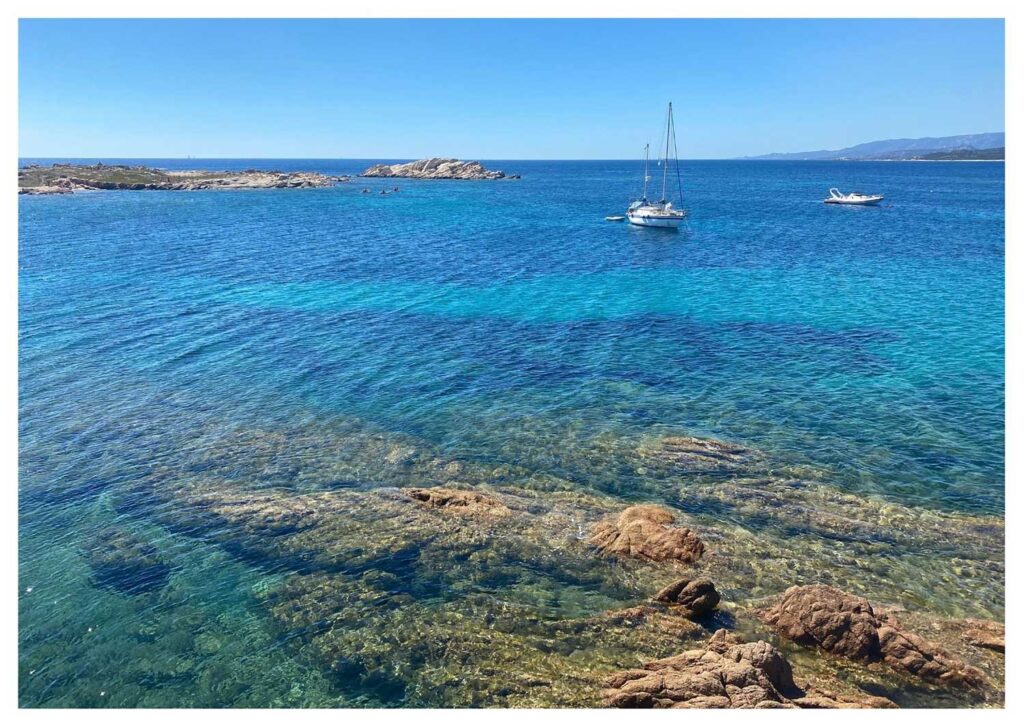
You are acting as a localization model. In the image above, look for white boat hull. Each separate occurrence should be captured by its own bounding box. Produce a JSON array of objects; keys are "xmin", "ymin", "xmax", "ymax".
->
[
  {"xmin": 627, "ymin": 212, "xmax": 685, "ymax": 228},
  {"xmin": 824, "ymin": 188, "xmax": 883, "ymax": 205},
  {"xmin": 824, "ymin": 197, "xmax": 883, "ymax": 206}
]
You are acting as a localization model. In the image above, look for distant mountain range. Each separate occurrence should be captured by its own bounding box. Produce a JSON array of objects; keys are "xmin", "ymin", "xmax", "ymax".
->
[{"xmin": 743, "ymin": 132, "xmax": 1005, "ymax": 161}]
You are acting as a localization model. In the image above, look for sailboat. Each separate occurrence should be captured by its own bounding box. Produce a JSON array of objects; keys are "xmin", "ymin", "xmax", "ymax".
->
[{"xmin": 627, "ymin": 102, "xmax": 687, "ymax": 228}]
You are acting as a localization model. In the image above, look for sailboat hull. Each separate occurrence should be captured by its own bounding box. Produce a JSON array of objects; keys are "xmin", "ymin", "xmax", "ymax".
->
[{"xmin": 627, "ymin": 212, "xmax": 685, "ymax": 228}]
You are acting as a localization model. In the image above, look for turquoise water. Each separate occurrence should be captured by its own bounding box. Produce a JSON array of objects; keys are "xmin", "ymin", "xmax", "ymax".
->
[{"xmin": 19, "ymin": 159, "xmax": 1004, "ymax": 706}]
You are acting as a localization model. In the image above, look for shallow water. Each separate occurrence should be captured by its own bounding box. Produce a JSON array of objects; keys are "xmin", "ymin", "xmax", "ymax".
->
[{"xmin": 19, "ymin": 159, "xmax": 1004, "ymax": 707}]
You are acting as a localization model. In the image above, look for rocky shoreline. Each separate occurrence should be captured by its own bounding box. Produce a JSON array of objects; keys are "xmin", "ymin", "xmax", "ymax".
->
[
  {"xmin": 360, "ymin": 158, "xmax": 518, "ymax": 180},
  {"xmin": 19, "ymin": 163, "xmax": 348, "ymax": 195},
  {"xmin": 19, "ymin": 375, "xmax": 1005, "ymax": 707},
  {"xmin": 42, "ymin": 393, "xmax": 996, "ymax": 708}
]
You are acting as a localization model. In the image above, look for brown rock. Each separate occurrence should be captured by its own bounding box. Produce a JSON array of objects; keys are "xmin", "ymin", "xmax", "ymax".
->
[
  {"xmin": 404, "ymin": 487, "xmax": 512, "ymax": 517},
  {"xmin": 597, "ymin": 605, "xmax": 707, "ymax": 640},
  {"xmin": 760, "ymin": 584, "xmax": 880, "ymax": 660},
  {"xmin": 962, "ymin": 619, "xmax": 1005, "ymax": 652},
  {"xmin": 792, "ymin": 690, "xmax": 898, "ymax": 709},
  {"xmin": 759, "ymin": 585, "xmax": 986, "ymax": 690},
  {"xmin": 723, "ymin": 639, "xmax": 798, "ymax": 694},
  {"xmin": 605, "ymin": 630, "xmax": 897, "ymax": 709},
  {"xmin": 653, "ymin": 578, "xmax": 721, "ymax": 617},
  {"xmin": 590, "ymin": 505, "xmax": 704, "ymax": 564},
  {"xmin": 603, "ymin": 640, "xmax": 794, "ymax": 708},
  {"xmin": 707, "ymin": 627, "xmax": 742, "ymax": 650}
]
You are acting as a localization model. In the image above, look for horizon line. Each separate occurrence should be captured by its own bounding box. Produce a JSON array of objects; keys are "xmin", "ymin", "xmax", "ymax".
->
[{"xmin": 18, "ymin": 156, "xmax": 1007, "ymax": 163}]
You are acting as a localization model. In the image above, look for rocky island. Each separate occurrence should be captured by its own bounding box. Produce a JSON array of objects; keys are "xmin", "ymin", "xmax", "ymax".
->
[
  {"xmin": 19, "ymin": 163, "xmax": 348, "ymax": 195},
  {"xmin": 360, "ymin": 158, "xmax": 517, "ymax": 180}
]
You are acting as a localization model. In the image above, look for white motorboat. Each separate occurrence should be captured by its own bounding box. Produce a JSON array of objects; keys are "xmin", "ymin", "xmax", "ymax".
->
[
  {"xmin": 626, "ymin": 102, "xmax": 687, "ymax": 228},
  {"xmin": 605, "ymin": 215, "xmax": 625, "ymax": 221},
  {"xmin": 824, "ymin": 188, "xmax": 884, "ymax": 206}
]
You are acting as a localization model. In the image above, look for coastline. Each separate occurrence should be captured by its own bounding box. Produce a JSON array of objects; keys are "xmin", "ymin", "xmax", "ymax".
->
[{"xmin": 18, "ymin": 163, "xmax": 348, "ymax": 195}]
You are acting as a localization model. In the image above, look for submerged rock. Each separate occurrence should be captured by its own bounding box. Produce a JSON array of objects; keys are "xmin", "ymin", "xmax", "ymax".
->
[
  {"xmin": 789, "ymin": 691, "xmax": 897, "ymax": 709},
  {"xmin": 598, "ymin": 605, "xmax": 707, "ymax": 639},
  {"xmin": 759, "ymin": 585, "xmax": 986, "ymax": 690},
  {"xmin": 265, "ymin": 573, "xmax": 710, "ymax": 707},
  {"xmin": 83, "ymin": 527, "xmax": 171, "ymax": 595},
  {"xmin": 404, "ymin": 487, "xmax": 512, "ymax": 517},
  {"xmin": 636, "ymin": 435, "xmax": 756, "ymax": 475},
  {"xmin": 653, "ymin": 578, "xmax": 721, "ymax": 617},
  {"xmin": 590, "ymin": 505, "xmax": 705, "ymax": 564},
  {"xmin": 79, "ymin": 404, "xmax": 1000, "ymax": 707},
  {"xmin": 962, "ymin": 619, "xmax": 1005, "ymax": 652}
]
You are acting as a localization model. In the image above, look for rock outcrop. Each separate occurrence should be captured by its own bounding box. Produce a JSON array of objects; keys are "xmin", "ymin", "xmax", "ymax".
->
[
  {"xmin": 603, "ymin": 635, "xmax": 794, "ymax": 708},
  {"xmin": 653, "ymin": 578, "xmax": 721, "ymax": 617},
  {"xmin": 604, "ymin": 629, "xmax": 896, "ymax": 709},
  {"xmin": 759, "ymin": 585, "xmax": 986, "ymax": 690},
  {"xmin": 360, "ymin": 158, "xmax": 508, "ymax": 180},
  {"xmin": 590, "ymin": 505, "xmax": 705, "ymax": 564},
  {"xmin": 19, "ymin": 164, "xmax": 346, "ymax": 195}
]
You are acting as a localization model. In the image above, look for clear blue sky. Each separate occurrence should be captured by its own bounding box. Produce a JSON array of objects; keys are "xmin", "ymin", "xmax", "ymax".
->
[{"xmin": 19, "ymin": 18, "xmax": 1004, "ymax": 159}]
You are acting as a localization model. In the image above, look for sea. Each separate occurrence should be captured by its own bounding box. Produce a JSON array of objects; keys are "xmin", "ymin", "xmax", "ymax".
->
[{"xmin": 18, "ymin": 158, "xmax": 1004, "ymax": 707}]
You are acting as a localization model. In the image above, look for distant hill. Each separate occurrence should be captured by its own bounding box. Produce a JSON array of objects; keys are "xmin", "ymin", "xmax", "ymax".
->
[
  {"xmin": 917, "ymin": 147, "xmax": 1004, "ymax": 161},
  {"xmin": 743, "ymin": 132, "xmax": 1004, "ymax": 160}
]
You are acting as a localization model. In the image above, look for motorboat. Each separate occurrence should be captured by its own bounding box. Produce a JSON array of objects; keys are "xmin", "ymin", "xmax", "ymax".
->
[
  {"xmin": 605, "ymin": 215, "xmax": 625, "ymax": 221},
  {"xmin": 824, "ymin": 188, "xmax": 884, "ymax": 205},
  {"xmin": 626, "ymin": 102, "xmax": 687, "ymax": 228}
]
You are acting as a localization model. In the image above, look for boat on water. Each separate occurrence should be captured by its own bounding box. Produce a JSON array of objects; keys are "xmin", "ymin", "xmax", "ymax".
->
[
  {"xmin": 824, "ymin": 188, "xmax": 884, "ymax": 206},
  {"xmin": 627, "ymin": 102, "xmax": 687, "ymax": 228},
  {"xmin": 605, "ymin": 215, "xmax": 625, "ymax": 222}
]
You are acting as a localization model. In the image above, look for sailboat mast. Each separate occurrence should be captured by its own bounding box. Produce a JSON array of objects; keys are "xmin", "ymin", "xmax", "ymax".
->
[
  {"xmin": 661, "ymin": 103, "xmax": 672, "ymax": 202},
  {"xmin": 671, "ymin": 102, "xmax": 683, "ymax": 206},
  {"xmin": 642, "ymin": 143, "xmax": 650, "ymax": 201}
]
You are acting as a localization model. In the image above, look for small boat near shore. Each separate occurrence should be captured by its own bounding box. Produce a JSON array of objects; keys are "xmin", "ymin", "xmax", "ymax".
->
[
  {"xmin": 626, "ymin": 102, "xmax": 687, "ymax": 228},
  {"xmin": 824, "ymin": 188, "xmax": 884, "ymax": 205}
]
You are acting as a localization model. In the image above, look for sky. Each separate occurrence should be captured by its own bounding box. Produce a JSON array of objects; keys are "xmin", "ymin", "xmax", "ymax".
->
[{"xmin": 19, "ymin": 18, "xmax": 1005, "ymax": 159}]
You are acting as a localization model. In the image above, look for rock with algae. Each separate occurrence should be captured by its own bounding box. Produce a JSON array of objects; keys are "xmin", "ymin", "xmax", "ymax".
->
[
  {"xmin": 636, "ymin": 435, "xmax": 757, "ymax": 474},
  {"xmin": 404, "ymin": 486, "xmax": 512, "ymax": 517},
  {"xmin": 88, "ymin": 404, "xmax": 1002, "ymax": 707},
  {"xmin": 264, "ymin": 572, "xmax": 712, "ymax": 707},
  {"xmin": 759, "ymin": 585, "xmax": 987, "ymax": 691},
  {"xmin": 962, "ymin": 619, "xmax": 1005, "ymax": 653},
  {"xmin": 128, "ymin": 477, "xmax": 642, "ymax": 599},
  {"xmin": 92, "ymin": 406, "xmax": 1001, "ymax": 620},
  {"xmin": 82, "ymin": 526, "xmax": 171, "ymax": 596},
  {"xmin": 590, "ymin": 505, "xmax": 705, "ymax": 564}
]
